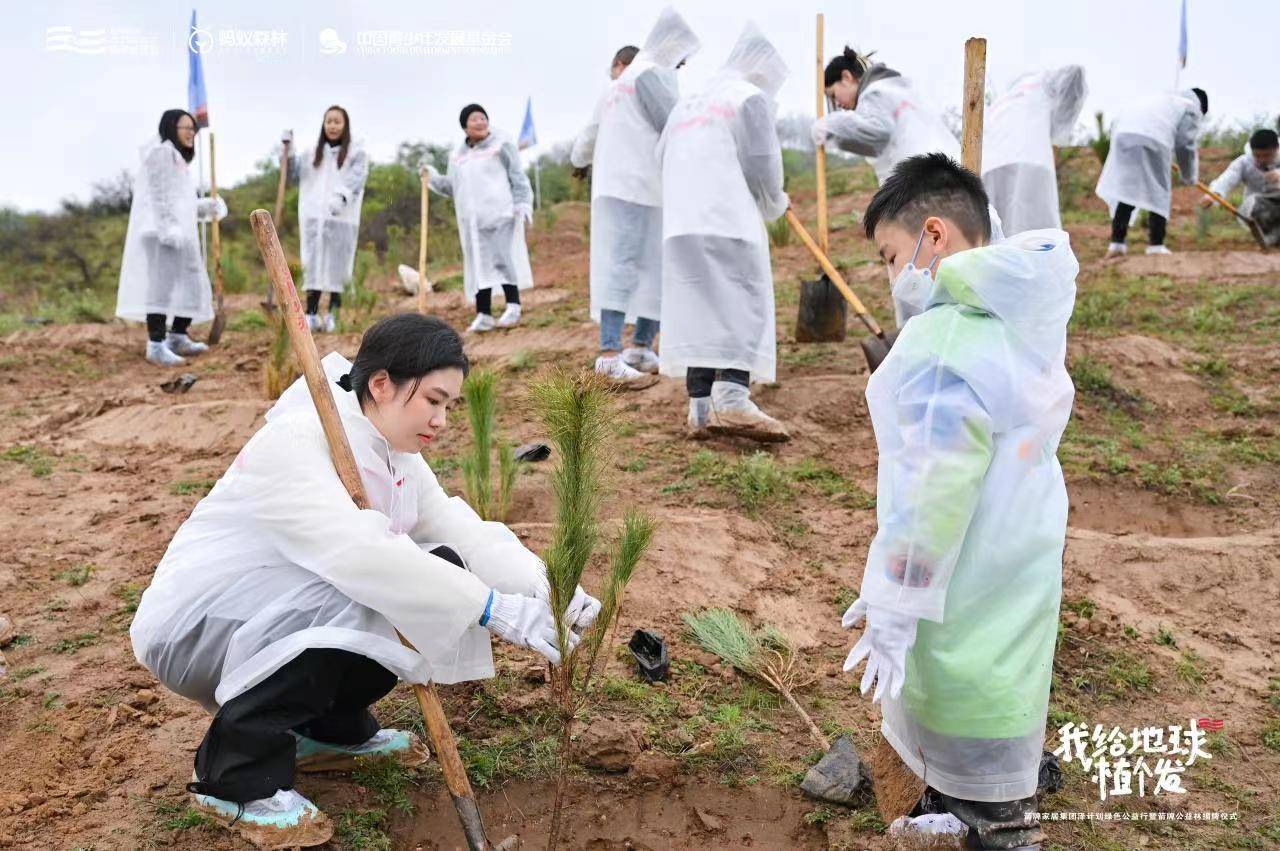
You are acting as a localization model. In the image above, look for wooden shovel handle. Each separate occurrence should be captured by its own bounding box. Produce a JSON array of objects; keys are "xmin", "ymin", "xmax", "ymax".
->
[
  {"xmin": 209, "ymin": 133, "xmax": 223, "ymax": 303},
  {"xmin": 961, "ymin": 38, "xmax": 986, "ymax": 174},
  {"xmin": 249, "ymin": 209, "xmax": 490, "ymax": 851},
  {"xmin": 815, "ymin": 13, "xmax": 828, "ymax": 254},
  {"xmin": 418, "ymin": 172, "xmax": 431, "ymax": 314},
  {"xmin": 785, "ymin": 209, "xmax": 884, "ymax": 338}
]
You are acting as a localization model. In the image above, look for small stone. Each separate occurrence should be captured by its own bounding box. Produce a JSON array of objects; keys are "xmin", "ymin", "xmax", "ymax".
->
[
  {"xmin": 27, "ymin": 794, "xmax": 46, "ymax": 807},
  {"xmin": 70, "ymin": 802, "xmax": 88, "ymax": 817},
  {"xmin": 694, "ymin": 807, "xmax": 723, "ymax": 832},
  {"xmin": 131, "ymin": 689, "xmax": 158, "ymax": 708},
  {"xmin": 0, "ymin": 615, "xmax": 13, "ymax": 646},
  {"xmin": 800, "ymin": 735, "xmax": 866, "ymax": 805},
  {"xmin": 574, "ymin": 718, "xmax": 641, "ymax": 773},
  {"xmin": 61, "ymin": 724, "xmax": 86, "ymax": 743},
  {"xmin": 632, "ymin": 752, "xmax": 678, "ymax": 788}
]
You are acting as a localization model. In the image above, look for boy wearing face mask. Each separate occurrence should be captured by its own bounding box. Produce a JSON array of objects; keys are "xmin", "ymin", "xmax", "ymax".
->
[{"xmin": 845, "ymin": 153, "xmax": 1077, "ymax": 850}]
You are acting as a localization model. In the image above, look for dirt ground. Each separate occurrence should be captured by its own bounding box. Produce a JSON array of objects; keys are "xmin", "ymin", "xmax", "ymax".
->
[{"xmin": 1, "ymin": 158, "xmax": 1278, "ymax": 851}]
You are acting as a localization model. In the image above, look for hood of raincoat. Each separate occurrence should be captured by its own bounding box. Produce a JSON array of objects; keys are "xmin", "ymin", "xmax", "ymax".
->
[
  {"xmin": 852, "ymin": 63, "xmax": 902, "ymax": 110},
  {"xmin": 1044, "ymin": 65, "xmax": 1087, "ymax": 144},
  {"xmin": 922, "ymin": 228, "xmax": 1078, "ymax": 363},
  {"xmin": 720, "ymin": 22, "xmax": 789, "ymax": 99},
  {"xmin": 640, "ymin": 6, "xmax": 701, "ymax": 69},
  {"xmin": 139, "ymin": 134, "xmax": 182, "ymax": 165},
  {"xmin": 265, "ymin": 351, "xmax": 392, "ymax": 459}
]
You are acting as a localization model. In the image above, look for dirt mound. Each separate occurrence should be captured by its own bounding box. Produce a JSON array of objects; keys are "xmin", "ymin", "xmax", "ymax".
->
[
  {"xmin": 1088, "ymin": 333, "xmax": 1188, "ymax": 367},
  {"xmin": 1111, "ymin": 249, "xmax": 1280, "ymax": 279},
  {"xmin": 464, "ymin": 323, "xmax": 597, "ymax": 362},
  {"xmin": 1067, "ymin": 481, "xmax": 1243, "ymax": 537},
  {"xmin": 68, "ymin": 398, "xmax": 268, "ymax": 451},
  {"xmin": 3, "ymin": 321, "xmax": 137, "ymax": 349}
]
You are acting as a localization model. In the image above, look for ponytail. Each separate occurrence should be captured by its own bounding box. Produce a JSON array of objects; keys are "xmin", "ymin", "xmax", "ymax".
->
[{"xmin": 824, "ymin": 45, "xmax": 873, "ymax": 88}]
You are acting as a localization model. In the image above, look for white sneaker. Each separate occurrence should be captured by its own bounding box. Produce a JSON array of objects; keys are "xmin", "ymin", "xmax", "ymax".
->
[
  {"xmin": 622, "ymin": 347, "xmax": 660, "ymax": 374},
  {"xmin": 468, "ymin": 313, "xmax": 497, "ymax": 333},
  {"xmin": 496, "ymin": 303, "xmax": 522, "ymax": 328},
  {"xmin": 709, "ymin": 380, "xmax": 790, "ymax": 443},
  {"xmin": 306, "ymin": 314, "xmax": 322, "ymax": 333},
  {"xmin": 1105, "ymin": 242, "xmax": 1127, "ymax": 259},
  {"xmin": 888, "ymin": 813, "xmax": 968, "ymax": 841},
  {"xmin": 594, "ymin": 354, "xmax": 659, "ymax": 390},
  {"xmin": 323, "ymin": 312, "xmax": 337, "ymax": 333},
  {"xmin": 688, "ymin": 397, "xmax": 711, "ymax": 439},
  {"xmin": 145, "ymin": 341, "xmax": 186, "ymax": 367},
  {"xmin": 189, "ymin": 787, "xmax": 333, "ymax": 848},
  {"xmin": 1145, "ymin": 245, "xmax": 1172, "ymax": 255},
  {"xmin": 165, "ymin": 332, "xmax": 208, "ymax": 357},
  {"xmin": 295, "ymin": 728, "xmax": 430, "ymax": 773}
]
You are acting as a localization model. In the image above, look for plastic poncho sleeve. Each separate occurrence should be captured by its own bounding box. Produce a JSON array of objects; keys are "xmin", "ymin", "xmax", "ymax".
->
[
  {"xmin": 1209, "ymin": 154, "xmax": 1246, "ymax": 198},
  {"xmin": 498, "ymin": 139, "xmax": 534, "ymax": 209},
  {"xmin": 1046, "ymin": 66, "xmax": 1088, "ymax": 146},
  {"xmin": 1173, "ymin": 107, "xmax": 1201, "ymax": 184},
  {"xmin": 196, "ymin": 195, "xmax": 228, "ymax": 223},
  {"xmin": 404, "ymin": 453, "xmax": 547, "ymax": 596},
  {"xmin": 866, "ymin": 362, "xmax": 995, "ymax": 623},
  {"xmin": 735, "ymin": 93, "xmax": 789, "ymax": 222},
  {"xmin": 426, "ymin": 166, "xmax": 454, "ymax": 198},
  {"xmin": 635, "ymin": 66, "xmax": 680, "ymax": 135},
  {"xmin": 570, "ymin": 94, "xmax": 603, "ymax": 168},
  {"xmin": 146, "ymin": 145, "xmax": 185, "ymax": 243},
  {"xmin": 333, "ymin": 147, "xmax": 370, "ymax": 211},
  {"xmin": 826, "ymin": 96, "xmax": 895, "ymax": 158},
  {"xmin": 236, "ymin": 419, "xmax": 493, "ymax": 657}
]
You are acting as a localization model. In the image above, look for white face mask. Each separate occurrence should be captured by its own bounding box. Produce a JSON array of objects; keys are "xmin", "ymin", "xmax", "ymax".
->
[{"xmin": 890, "ymin": 227, "xmax": 940, "ymax": 327}]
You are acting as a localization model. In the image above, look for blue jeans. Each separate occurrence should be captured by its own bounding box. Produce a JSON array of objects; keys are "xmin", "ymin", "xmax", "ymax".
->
[{"xmin": 600, "ymin": 309, "xmax": 659, "ymax": 352}]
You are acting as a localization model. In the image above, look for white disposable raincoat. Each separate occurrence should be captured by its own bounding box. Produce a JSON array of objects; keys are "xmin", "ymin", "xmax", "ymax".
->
[
  {"xmin": 657, "ymin": 23, "xmax": 789, "ymax": 383},
  {"xmin": 571, "ymin": 7, "xmax": 700, "ymax": 324},
  {"xmin": 130, "ymin": 353, "xmax": 545, "ymax": 713},
  {"xmin": 116, "ymin": 137, "xmax": 223, "ymax": 324},
  {"xmin": 824, "ymin": 66, "xmax": 960, "ymax": 185},
  {"xmin": 862, "ymin": 229, "xmax": 1078, "ymax": 802},
  {"xmin": 297, "ymin": 140, "xmax": 370, "ymax": 293},
  {"xmin": 1209, "ymin": 151, "xmax": 1279, "ymax": 218},
  {"xmin": 428, "ymin": 130, "xmax": 534, "ymax": 301},
  {"xmin": 1095, "ymin": 91, "xmax": 1203, "ymax": 219},
  {"xmin": 983, "ymin": 66, "xmax": 1088, "ymax": 235}
]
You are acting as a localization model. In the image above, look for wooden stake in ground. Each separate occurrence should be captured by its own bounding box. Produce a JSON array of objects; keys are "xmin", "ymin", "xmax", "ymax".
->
[
  {"xmin": 418, "ymin": 167, "xmax": 431, "ymax": 314},
  {"xmin": 961, "ymin": 37, "xmax": 987, "ymax": 174},
  {"xmin": 249, "ymin": 208, "xmax": 494, "ymax": 851},
  {"xmin": 206, "ymin": 132, "xmax": 227, "ymax": 344}
]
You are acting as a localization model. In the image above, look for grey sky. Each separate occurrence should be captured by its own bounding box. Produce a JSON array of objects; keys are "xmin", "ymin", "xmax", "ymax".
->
[{"xmin": 4, "ymin": 0, "xmax": 1272, "ymax": 212}]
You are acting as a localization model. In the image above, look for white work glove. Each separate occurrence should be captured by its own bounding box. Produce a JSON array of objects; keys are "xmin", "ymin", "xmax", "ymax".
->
[
  {"xmin": 1265, "ymin": 170, "xmax": 1280, "ymax": 187},
  {"xmin": 327, "ymin": 192, "xmax": 347, "ymax": 217},
  {"xmin": 515, "ymin": 204, "xmax": 533, "ymax": 226},
  {"xmin": 532, "ymin": 573, "xmax": 602, "ymax": 634},
  {"xmin": 420, "ymin": 164, "xmax": 438, "ymax": 179},
  {"xmin": 810, "ymin": 115, "xmax": 832, "ymax": 148},
  {"xmin": 484, "ymin": 591, "xmax": 576, "ymax": 665},
  {"xmin": 158, "ymin": 224, "xmax": 184, "ymax": 249},
  {"xmin": 197, "ymin": 195, "xmax": 228, "ymax": 222},
  {"xmin": 281, "ymin": 128, "xmax": 293, "ymax": 145},
  {"xmin": 842, "ymin": 598, "xmax": 918, "ymax": 703}
]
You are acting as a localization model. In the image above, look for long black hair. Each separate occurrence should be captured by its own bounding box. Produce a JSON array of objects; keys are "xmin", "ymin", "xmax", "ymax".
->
[
  {"xmin": 158, "ymin": 109, "xmax": 197, "ymax": 163},
  {"xmin": 824, "ymin": 46, "xmax": 873, "ymax": 88},
  {"xmin": 314, "ymin": 105, "xmax": 352, "ymax": 169},
  {"xmin": 339, "ymin": 313, "xmax": 469, "ymax": 407}
]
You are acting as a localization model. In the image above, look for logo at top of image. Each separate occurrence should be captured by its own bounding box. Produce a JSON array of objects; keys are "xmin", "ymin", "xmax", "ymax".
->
[
  {"xmin": 46, "ymin": 26, "xmax": 107, "ymax": 55},
  {"xmin": 318, "ymin": 28, "xmax": 346, "ymax": 55},
  {"xmin": 189, "ymin": 26, "xmax": 213, "ymax": 54}
]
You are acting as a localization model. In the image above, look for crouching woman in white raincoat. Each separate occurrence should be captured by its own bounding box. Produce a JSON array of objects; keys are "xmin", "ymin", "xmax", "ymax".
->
[
  {"xmin": 116, "ymin": 108, "xmax": 227, "ymax": 367},
  {"xmin": 130, "ymin": 314, "xmax": 598, "ymax": 847},
  {"xmin": 425, "ymin": 104, "xmax": 534, "ymax": 334},
  {"xmin": 982, "ymin": 66, "xmax": 1087, "ymax": 236},
  {"xmin": 658, "ymin": 22, "xmax": 792, "ymax": 443},
  {"xmin": 847, "ymin": 154, "xmax": 1077, "ymax": 849},
  {"xmin": 280, "ymin": 105, "xmax": 370, "ymax": 333}
]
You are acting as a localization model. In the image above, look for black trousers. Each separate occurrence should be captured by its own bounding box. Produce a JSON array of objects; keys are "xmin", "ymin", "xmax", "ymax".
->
[
  {"xmin": 1111, "ymin": 202, "xmax": 1167, "ymax": 246},
  {"xmin": 146, "ymin": 314, "xmax": 192, "ymax": 343},
  {"xmin": 475, "ymin": 284, "xmax": 521, "ymax": 315},
  {"xmin": 305, "ymin": 290, "xmax": 342, "ymax": 314},
  {"xmin": 686, "ymin": 367, "xmax": 749, "ymax": 399}
]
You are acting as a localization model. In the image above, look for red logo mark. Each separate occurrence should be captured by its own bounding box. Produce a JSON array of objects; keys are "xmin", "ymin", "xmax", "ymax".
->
[{"xmin": 1195, "ymin": 718, "xmax": 1224, "ymax": 731}]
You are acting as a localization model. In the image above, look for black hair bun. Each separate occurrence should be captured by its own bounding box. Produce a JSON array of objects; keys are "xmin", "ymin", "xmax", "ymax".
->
[{"xmin": 337, "ymin": 374, "xmax": 353, "ymax": 392}]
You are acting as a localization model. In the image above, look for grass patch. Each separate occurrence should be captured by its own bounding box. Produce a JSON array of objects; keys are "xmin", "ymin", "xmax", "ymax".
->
[
  {"xmin": 457, "ymin": 733, "xmax": 559, "ymax": 789},
  {"xmin": 227, "ymin": 309, "xmax": 268, "ymax": 332},
  {"xmin": 51, "ymin": 632, "xmax": 98, "ymax": 654},
  {"xmin": 351, "ymin": 758, "xmax": 416, "ymax": 815},
  {"xmin": 334, "ymin": 809, "xmax": 392, "ymax": 851},
  {"xmin": 3, "ymin": 444, "xmax": 54, "ymax": 477},
  {"xmin": 170, "ymin": 479, "xmax": 216, "ymax": 496},
  {"xmin": 57, "ymin": 563, "xmax": 94, "ymax": 587},
  {"xmin": 1174, "ymin": 649, "xmax": 1206, "ymax": 687},
  {"xmin": 685, "ymin": 450, "xmax": 788, "ymax": 513}
]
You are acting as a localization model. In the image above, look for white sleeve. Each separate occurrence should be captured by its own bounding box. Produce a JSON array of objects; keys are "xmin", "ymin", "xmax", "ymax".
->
[
  {"xmin": 1209, "ymin": 155, "xmax": 1245, "ymax": 197},
  {"xmin": 570, "ymin": 94, "xmax": 605, "ymax": 168},
  {"xmin": 146, "ymin": 146, "xmax": 184, "ymax": 235},
  {"xmin": 1173, "ymin": 107, "xmax": 1201, "ymax": 183},
  {"xmin": 336, "ymin": 147, "xmax": 370, "ymax": 204},
  {"xmin": 405, "ymin": 453, "xmax": 546, "ymax": 597},
  {"xmin": 826, "ymin": 93, "xmax": 895, "ymax": 158},
  {"xmin": 427, "ymin": 164, "xmax": 454, "ymax": 197},
  {"xmin": 735, "ymin": 93, "xmax": 789, "ymax": 222},
  {"xmin": 233, "ymin": 421, "xmax": 493, "ymax": 661}
]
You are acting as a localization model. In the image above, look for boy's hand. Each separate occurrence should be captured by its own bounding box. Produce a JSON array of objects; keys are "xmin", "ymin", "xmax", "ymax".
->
[{"xmin": 842, "ymin": 600, "xmax": 918, "ymax": 703}]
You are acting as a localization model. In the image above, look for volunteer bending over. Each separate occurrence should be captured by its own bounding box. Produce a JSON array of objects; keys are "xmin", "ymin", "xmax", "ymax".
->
[{"xmin": 130, "ymin": 314, "xmax": 598, "ymax": 848}]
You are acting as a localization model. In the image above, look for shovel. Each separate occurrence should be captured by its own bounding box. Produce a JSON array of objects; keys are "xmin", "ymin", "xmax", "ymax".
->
[
  {"xmin": 417, "ymin": 166, "xmax": 433, "ymax": 313},
  {"xmin": 795, "ymin": 12, "xmax": 848, "ymax": 343},
  {"xmin": 250, "ymin": 208, "xmax": 500, "ymax": 851},
  {"xmin": 1192, "ymin": 179, "xmax": 1270, "ymax": 251},
  {"xmin": 206, "ymin": 132, "xmax": 228, "ymax": 345},
  {"xmin": 785, "ymin": 209, "xmax": 897, "ymax": 371}
]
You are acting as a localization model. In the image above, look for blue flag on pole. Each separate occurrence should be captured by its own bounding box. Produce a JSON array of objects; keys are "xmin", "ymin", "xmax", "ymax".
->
[
  {"xmin": 518, "ymin": 97, "xmax": 537, "ymax": 150},
  {"xmin": 188, "ymin": 9, "xmax": 209, "ymax": 127},
  {"xmin": 1177, "ymin": 0, "xmax": 1188, "ymax": 69}
]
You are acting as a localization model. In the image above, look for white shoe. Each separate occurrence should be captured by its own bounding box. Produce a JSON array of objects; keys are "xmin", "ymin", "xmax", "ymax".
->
[
  {"xmin": 496, "ymin": 303, "xmax": 522, "ymax": 328},
  {"xmin": 594, "ymin": 354, "xmax": 659, "ymax": 390},
  {"xmin": 307, "ymin": 314, "xmax": 322, "ymax": 333},
  {"xmin": 688, "ymin": 397, "xmax": 711, "ymax": 438},
  {"xmin": 1105, "ymin": 242, "xmax": 1127, "ymax": 259},
  {"xmin": 1145, "ymin": 245, "xmax": 1172, "ymax": 255},
  {"xmin": 709, "ymin": 380, "xmax": 790, "ymax": 443},
  {"xmin": 189, "ymin": 786, "xmax": 333, "ymax": 848},
  {"xmin": 622, "ymin": 347, "xmax": 660, "ymax": 374},
  {"xmin": 468, "ymin": 313, "xmax": 497, "ymax": 333},
  {"xmin": 165, "ymin": 332, "xmax": 208, "ymax": 357},
  {"xmin": 295, "ymin": 728, "xmax": 430, "ymax": 773},
  {"xmin": 145, "ymin": 341, "xmax": 186, "ymax": 367},
  {"xmin": 323, "ymin": 312, "xmax": 337, "ymax": 333},
  {"xmin": 888, "ymin": 813, "xmax": 968, "ymax": 840}
]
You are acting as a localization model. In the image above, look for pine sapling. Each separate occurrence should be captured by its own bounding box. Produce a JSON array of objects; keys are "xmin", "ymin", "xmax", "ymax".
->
[
  {"xmin": 262, "ymin": 308, "xmax": 300, "ymax": 399},
  {"xmin": 460, "ymin": 367, "xmax": 520, "ymax": 521}
]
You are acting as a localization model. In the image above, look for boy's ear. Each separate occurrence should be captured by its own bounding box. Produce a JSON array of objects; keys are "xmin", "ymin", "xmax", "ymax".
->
[{"xmin": 923, "ymin": 215, "xmax": 949, "ymax": 253}]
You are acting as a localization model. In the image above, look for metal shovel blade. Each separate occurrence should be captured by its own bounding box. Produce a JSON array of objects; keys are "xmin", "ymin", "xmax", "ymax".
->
[
  {"xmin": 795, "ymin": 274, "xmax": 848, "ymax": 342},
  {"xmin": 860, "ymin": 328, "xmax": 900, "ymax": 374},
  {"xmin": 207, "ymin": 299, "xmax": 227, "ymax": 345}
]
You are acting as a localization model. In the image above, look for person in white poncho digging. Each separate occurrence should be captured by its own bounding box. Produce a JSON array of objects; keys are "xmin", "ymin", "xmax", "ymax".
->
[{"xmin": 130, "ymin": 314, "xmax": 599, "ymax": 848}]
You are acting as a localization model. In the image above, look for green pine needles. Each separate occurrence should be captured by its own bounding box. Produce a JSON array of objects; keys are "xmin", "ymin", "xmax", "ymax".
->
[{"xmin": 460, "ymin": 368, "xmax": 518, "ymax": 521}]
